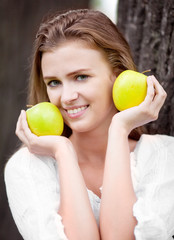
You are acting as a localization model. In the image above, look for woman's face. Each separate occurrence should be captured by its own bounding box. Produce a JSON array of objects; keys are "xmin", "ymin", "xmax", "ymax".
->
[{"xmin": 41, "ymin": 40, "xmax": 117, "ymax": 134}]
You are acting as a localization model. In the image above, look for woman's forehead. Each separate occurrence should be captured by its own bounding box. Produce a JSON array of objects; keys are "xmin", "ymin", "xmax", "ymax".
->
[{"xmin": 41, "ymin": 40, "xmax": 112, "ymax": 78}]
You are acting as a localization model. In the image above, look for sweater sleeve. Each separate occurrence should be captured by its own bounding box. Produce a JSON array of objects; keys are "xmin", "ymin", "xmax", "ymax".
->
[
  {"xmin": 4, "ymin": 147, "xmax": 68, "ymax": 240},
  {"xmin": 132, "ymin": 134, "xmax": 174, "ymax": 240}
]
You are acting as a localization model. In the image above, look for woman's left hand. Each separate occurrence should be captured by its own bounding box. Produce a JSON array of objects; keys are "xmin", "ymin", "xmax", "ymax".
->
[{"xmin": 110, "ymin": 75, "xmax": 167, "ymax": 135}]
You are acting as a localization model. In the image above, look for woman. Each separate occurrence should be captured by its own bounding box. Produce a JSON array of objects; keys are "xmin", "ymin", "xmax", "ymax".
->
[{"xmin": 5, "ymin": 9, "xmax": 174, "ymax": 240}]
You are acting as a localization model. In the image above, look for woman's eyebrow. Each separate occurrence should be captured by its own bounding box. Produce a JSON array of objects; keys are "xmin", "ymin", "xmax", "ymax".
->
[
  {"xmin": 66, "ymin": 68, "xmax": 91, "ymax": 77},
  {"xmin": 43, "ymin": 76, "xmax": 57, "ymax": 81},
  {"xmin": 43, "ymin": 68, "xmax": 91, "ymax": 81}
]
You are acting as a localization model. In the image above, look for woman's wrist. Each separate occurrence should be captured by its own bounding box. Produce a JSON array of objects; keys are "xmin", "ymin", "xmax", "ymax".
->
[
  {"xmin": 109, "ymin": 115, "xmax": 130, "ymax": 138},
  {"xmin": 54, "ymin": 138, "xmax": 77, "ymax": 162}
]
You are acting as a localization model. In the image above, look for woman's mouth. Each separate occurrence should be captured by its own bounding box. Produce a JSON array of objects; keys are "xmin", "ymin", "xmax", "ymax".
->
[{"xmin": 65, "ymin": 105, "xmax": 89, "ymax": 119}]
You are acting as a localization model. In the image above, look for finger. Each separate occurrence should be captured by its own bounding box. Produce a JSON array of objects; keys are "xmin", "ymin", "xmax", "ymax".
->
[
  {"xmin": 20, "ymin": 110, "xmax": 37, "ymax": 142},
  {"xmin": 152, "ymin": 76, "xmax": 167, "ymax": 99},
  {"xmin": 145, "ymin": 76, "xmax": 167, "ymax": 120},
  {"xmin": 150, "ymin": 76, "xmax": 167, "ymax": 109},
  {"xmin": 20, "ymin": 112, "xmax": 55, "ymax": 155},
  {"xmin": 20, "ymin": 110, "xmax": 31, "ymax": 135},
  {"xmin": 15, "ymin": 110, "xmax": 23, "ymax": 134},
  {"xmin": 143, "ymin": 76, "xmax": 155, "ymax": 104},
  {"xmin": 16, "ymin": 110, "xmax": 32, "ymax": 146}
]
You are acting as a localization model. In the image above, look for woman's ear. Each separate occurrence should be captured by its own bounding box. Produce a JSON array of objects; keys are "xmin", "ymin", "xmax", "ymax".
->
[{"xmin": 110, "ymin": 71, "xmax": 117, "ymax": 84}]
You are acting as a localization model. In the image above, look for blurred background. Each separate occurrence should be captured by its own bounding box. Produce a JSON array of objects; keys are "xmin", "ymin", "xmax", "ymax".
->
[{"xmin": 0, "ymin": 0, "xmax": 173, "ymax": 239}]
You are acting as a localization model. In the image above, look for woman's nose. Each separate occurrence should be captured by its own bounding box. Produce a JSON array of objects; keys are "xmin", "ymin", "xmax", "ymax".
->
[{"xmin": 61, "ymin": 85, "xmax": 79, "ymax": 104}]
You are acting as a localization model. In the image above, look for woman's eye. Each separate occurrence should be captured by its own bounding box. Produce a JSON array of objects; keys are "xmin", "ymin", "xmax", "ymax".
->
[
  {"xmin": 47, "ymin": 80, "xmax": 61, "ymax": 87},
  {"xmin": 76, "ymin": 75, "xmax": 88, "ymax": 81}
]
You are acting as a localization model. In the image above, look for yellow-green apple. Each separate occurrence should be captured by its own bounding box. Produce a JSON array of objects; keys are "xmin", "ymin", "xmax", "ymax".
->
[
  {"xmin": 112, "ymin": 70, "xmax": 147, "ymax": 111},
  {"xmin": 26, "ymin": 102, "xmax": 64, "ymax": 136}
]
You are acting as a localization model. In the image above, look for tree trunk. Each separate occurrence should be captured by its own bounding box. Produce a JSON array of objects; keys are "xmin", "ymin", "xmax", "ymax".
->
[{"xmin": 117, "ymin": 0, "xmax": 174, "ymax": 136}]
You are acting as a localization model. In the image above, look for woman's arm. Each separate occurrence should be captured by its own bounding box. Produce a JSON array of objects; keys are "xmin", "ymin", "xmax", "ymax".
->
[
  {"xmin": 15, "ymin": 111, "xmax": 100, "ymax": 240},
  {"xmin": 55, "ymin": 140, "xmax": 100, "ymax": 240},
  {"xmin": 100, "ymin": 124, "xmax": 137, "ymax": 240},
  {"xmin": 100, "ymin": 76, "xmax": 167, "ymax": 240},
  {"xmin": 5, "ymin": 147, "xmax": 68, "ymax": 240}
]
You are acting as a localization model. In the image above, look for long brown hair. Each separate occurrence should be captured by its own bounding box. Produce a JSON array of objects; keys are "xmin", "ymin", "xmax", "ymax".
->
[{"xmin": 27, "ymin": 9, "xmax": 145, "ymax": 139}]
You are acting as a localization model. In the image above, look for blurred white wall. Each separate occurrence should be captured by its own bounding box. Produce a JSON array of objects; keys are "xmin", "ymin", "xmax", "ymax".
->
[{"xmin": 90, "ymin": 0, "xmax": 118, "ymax": 23}]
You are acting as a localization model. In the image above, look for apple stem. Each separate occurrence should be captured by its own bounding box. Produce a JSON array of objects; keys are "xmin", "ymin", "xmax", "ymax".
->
[
  {"xmin": 141, "ymin": 69, "xmax": 151, "ymax": 74},
  {"xmin": 26, "ymin": 105, "xmax": 33, "ymax": 108}
]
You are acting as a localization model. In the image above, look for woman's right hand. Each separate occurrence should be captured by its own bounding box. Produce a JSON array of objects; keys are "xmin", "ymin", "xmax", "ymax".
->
[
  {"xmin": 15, "ymin": 110, "xmax": 76, "ymax": 159},
  {"xmin": 15, "ymin": 110, "xmax": 100, "ymax": 240}
]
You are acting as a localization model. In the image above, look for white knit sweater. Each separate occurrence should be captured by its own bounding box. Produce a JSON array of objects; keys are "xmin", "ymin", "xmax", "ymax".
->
[{"xmin": 5, "ymin": 134, "xmax": 174, "ymax": 240}]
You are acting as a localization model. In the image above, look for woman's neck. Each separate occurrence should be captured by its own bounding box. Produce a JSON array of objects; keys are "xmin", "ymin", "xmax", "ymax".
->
[
  {"xmin": 70, "ymin": 127, "xmax": 108, "ymax": 165},
  {"xmin": 70, "ymin": 128, "xmax": 138, "ymax": 165}
]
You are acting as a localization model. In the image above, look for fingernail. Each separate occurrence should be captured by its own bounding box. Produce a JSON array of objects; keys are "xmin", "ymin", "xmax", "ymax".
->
[{"xmin": 147, "ymin": 76, "xmax": 152, "ymax": 81}]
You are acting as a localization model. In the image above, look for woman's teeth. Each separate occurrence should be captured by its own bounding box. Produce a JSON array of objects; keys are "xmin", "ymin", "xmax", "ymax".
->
[{"xmin": 67, "ymin": 106, "xmax": 87, "ymax": 114}]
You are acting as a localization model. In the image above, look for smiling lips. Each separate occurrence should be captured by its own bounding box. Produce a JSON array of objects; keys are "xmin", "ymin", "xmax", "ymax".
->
[{"xmin": 65, "ymin": 105, "xmax": 88, "ymax": 118}]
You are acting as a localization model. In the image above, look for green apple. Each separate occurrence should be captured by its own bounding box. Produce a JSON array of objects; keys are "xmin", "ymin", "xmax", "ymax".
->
[
  {"xmin": 112, "ymin": 70, "xmax": 147, "ymax": 111},
  {"xmin": 26, "ymin": 102, "xmax": 64, "ymax": 136}
]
